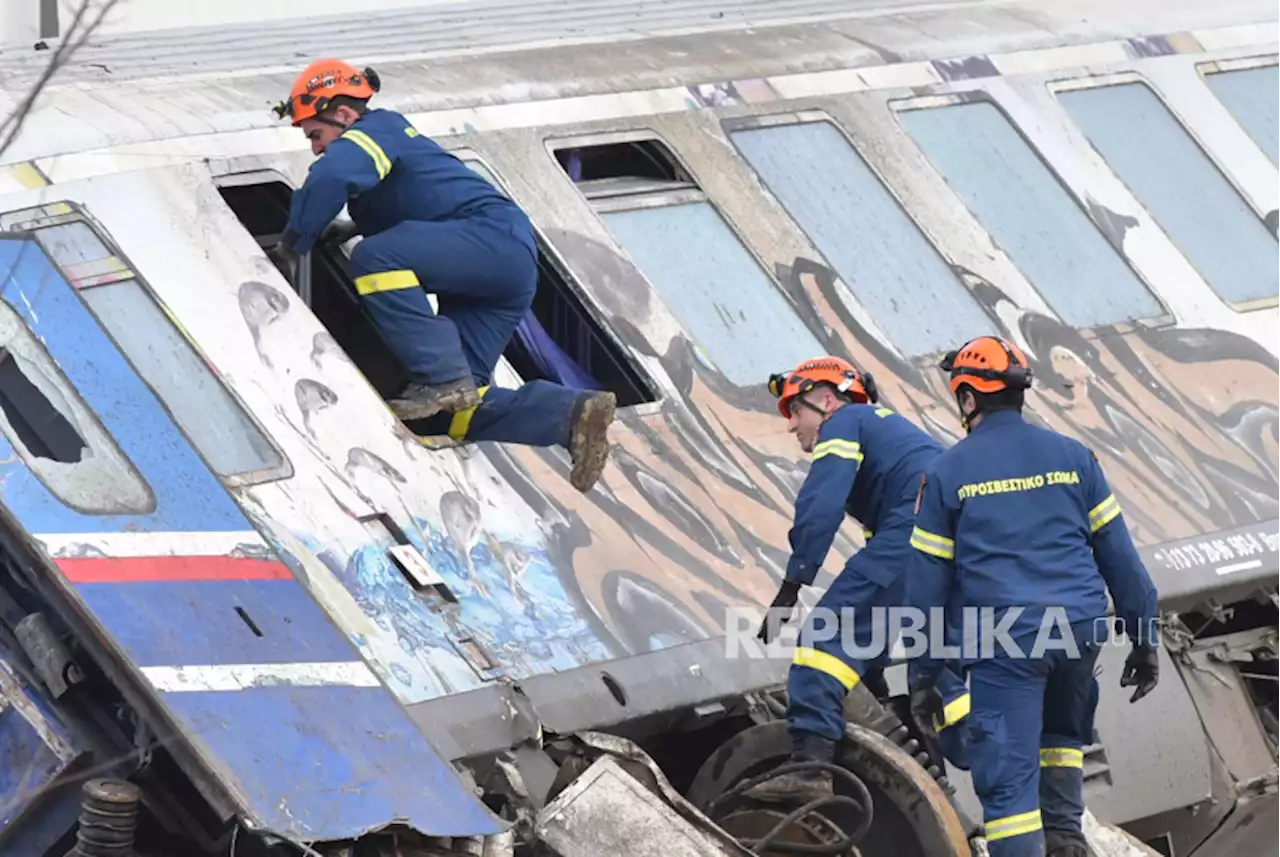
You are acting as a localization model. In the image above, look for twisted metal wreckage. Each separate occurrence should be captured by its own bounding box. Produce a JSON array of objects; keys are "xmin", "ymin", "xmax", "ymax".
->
[{"xmin": 0, "ymin": 0, "xmax": 1276, "ymax": 854}]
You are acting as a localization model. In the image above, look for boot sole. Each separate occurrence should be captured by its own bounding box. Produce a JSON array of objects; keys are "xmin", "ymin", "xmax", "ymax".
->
[
  {"xmin": 569, "ymin": 392, "xmax": 617, "ymax": 492},
  {"xmin": 390, "ymin": 386, "xmax": 481, "ymax": 422}
]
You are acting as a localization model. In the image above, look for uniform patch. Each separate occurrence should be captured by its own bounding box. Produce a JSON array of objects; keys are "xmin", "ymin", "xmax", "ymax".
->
[{"xmin": 914, "ymin": 474, "xmax": 927, "ymax": 515}]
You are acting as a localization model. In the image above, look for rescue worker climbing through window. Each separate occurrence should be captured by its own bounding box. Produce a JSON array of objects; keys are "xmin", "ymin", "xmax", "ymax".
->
[
  {"xmin": 905, "ymin": 335, "xmax": 1160, "ymax": 857},
  {"xmin": 744, "ymin": 356, "xmax": 949, "ymax": 802},
  {"xmin": 271, "ymin": 59, "xmax": 615, "ymax": 492}
]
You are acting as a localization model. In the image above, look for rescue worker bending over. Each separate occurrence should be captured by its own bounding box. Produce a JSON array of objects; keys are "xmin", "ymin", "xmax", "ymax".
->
[
  {"xmin": 272, "ymin": 59, "xmax": 614, "ymax": 492},
  {"xmin": 905, "ymin": 335, "xmax": 1160, "ymax": 857},
  {"xmin": 745, "ymin": 357, "xmax": 946, "ymax": 802}
]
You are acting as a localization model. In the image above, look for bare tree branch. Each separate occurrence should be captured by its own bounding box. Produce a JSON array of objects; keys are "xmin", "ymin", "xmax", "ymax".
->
[{"xmin": 0, "ymin": 0, "xmax": 124, "ymax": 161}]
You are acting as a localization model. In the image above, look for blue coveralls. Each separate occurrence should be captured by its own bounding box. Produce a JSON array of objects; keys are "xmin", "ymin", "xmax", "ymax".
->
[
  {"xmin": 906, "ymin": 410, "xmax": 1159, "ymax": 855},
  {"xmin": 281, "ymin": 108, "xmax": 581, "ymax": 446},
  {"xmin": 783, "ymin": 403, "xmax": 946, "ymax": 743}
]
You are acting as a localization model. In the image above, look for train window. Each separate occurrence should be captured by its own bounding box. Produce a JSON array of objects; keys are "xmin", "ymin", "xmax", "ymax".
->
[
  {"xmin": 1058, "ymin": 81, "xmax": 1278, "ymax": 307},
  {"xmin": 600, "ymin": 202, "xmax": 824, "ymax": 386},
  {"xmin": 0, "ymin": 239, "xmax": 152, "ymax": 514},
  {"xmin": 465, "ymin": 162, "xmax": 655, "ymax": 406},
  {"xmin": 728, "ymin": 120, "xmax": 992, "ymax": 358},
  {"xmin": 556, "ymin": 136, "xmax": 825, "ymax": 387},
  {"xmin": 9, "ymin": 215, "xmax": 287, "ymax": 483},
  {"xmin": 1203, "ymin": 64, "xmax": 1278, "ymax": 167},
  {"xmin": 219, "ymin": 176, "xmax": 656, "ymax": 407},
  {"xmin": 897, "ymin": 100, "xmax": 1165, "ymax": 328}
]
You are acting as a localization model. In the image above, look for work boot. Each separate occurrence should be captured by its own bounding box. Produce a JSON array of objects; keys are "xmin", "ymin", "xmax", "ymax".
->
[
  {"xmin": 568, "ymin": 391, "xmax": 616, "ymax": 492},
  {"xmin": 388, "ymin": 377, "xmax": 480, "ymax": 421},
  {"xmin": 1045, "ymin": 829, "xmax": 1089, "ymax": 857},
  {"xmin": 741, "ymin": 734, "xmax": 836, "ymax": 804}
]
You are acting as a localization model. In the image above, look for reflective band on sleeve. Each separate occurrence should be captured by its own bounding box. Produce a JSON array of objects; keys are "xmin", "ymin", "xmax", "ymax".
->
[
  {"xmin": 341, "ymin": 129, "xmax": 392, "ymax": 178},
  {"xmin": 910, "ymin": 526, "xmax": 955, "ymax": 560},
  {"xmin": 812, "ymin": 438, "xmax": 863, "ymax": 462},
  {"xmin": 985, "ymin": 809, "xmax": 1042, "ymax": 841},
  {"xmin": 1088, "ymin": 494, "xmax": 1121, "ymax": 532},
  {"xmin": 1040, "ymin": 747, "xmax": 1084, "ymax": 768}
]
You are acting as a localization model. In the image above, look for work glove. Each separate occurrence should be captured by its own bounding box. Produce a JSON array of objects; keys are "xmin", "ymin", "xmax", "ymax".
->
[
  {"xmin": 271, "ymin": 238, "xmax": 299, "ymax": 286},
  {"xmin": 1120, "ymin": 643, "xmax": 1159, "ymax": 703},
  {"xmin": 909, "ymin": 673, "xmax": 944, "ymax": 737},
  {"xmin": 757, "ymin": 579, "xmax": 802, "ymax": 643},
  {"xmin": 321, "ymin": 218, "xmax": 360, "ymax": 245}
]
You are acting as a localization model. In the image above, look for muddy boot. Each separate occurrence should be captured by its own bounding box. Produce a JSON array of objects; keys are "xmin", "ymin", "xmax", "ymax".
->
[
  {"xmin": 388, "ymin": 377, "xmax": 480, "ymax": 421},
  {"xmin": 741, "ymin": 734, "xmax": 836, "ymax": 804},
  {"xmin": 1045, "ymin": 829, "xmax": 1089, "ymax": 857},
  {"xmin": 568, "ymin": 390, "xmax": 616, "ymax": 492}
]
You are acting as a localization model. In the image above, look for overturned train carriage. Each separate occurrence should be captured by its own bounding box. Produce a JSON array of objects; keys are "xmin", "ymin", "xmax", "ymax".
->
[{"xmin": 0, "ymin": 0, "xmax": 1276, "ymax": 853}]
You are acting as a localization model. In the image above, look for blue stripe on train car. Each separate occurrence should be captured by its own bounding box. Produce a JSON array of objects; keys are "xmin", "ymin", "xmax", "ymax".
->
[{"xmin": 0, "ymin": 235, "xmax": 501, "ymax": 839}]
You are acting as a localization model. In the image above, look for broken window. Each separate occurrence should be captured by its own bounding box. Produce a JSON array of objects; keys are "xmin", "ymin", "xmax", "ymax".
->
[
  {"xmin": 0, "ymin": 241, "xmax": 151, "ymax": 513},
  {"xmin": 0, "ymin": 208, "xmax": 289, "ymax": 484},
  {"xmin": 897, "ymin": 100, "xmax": 1166, "ymax": 328},
  {"xmin": 556, "ymin": 136, "xmax": 824, "ymax": 386},
  {"xmin": 728, "ymin": 119, "xmax": 993, "ymax": 359},
  {"xmin": 218, "ymin": 172, "xmax": 655, "ymax": 407},
  {"xmin": 1058, "ymin": 81, "xmax": 1278, "ymax": 306}
]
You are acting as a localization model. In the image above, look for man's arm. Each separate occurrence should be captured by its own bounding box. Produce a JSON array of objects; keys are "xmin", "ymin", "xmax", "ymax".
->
[
  {"xmin": 1083, "ymin": 450, "xmax": 1159, "ymax": 644},
  {"xmin": 906, "ymin": 466, "xmax": 958, "ymax": 683},
  {"xmin": 784, "ymin": 413, "xmax": 864, "ymax": 586},
  {"xmin": 281, "ymin": 131, "xmax": 389, "ymax": 255}
]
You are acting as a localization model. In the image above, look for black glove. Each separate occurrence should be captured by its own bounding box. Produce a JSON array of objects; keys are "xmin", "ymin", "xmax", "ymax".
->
[
  {"xmin": 272, "ymin": 238, "xmax": 299, "ymax": 285},
  {"xmin": 321, "ymin": 219, "xmax": 359, "ymax": 245},
  {"xmin": 757, "ymin": 579, "xmax": 802, "ymax": 643},
  {"xmin": 909, "ymin": 674, "xmax": 944, "ymax": 736},
  {"xmin": 1120, "ymin": 644, "xmax": 1159, "ymax": 703}
]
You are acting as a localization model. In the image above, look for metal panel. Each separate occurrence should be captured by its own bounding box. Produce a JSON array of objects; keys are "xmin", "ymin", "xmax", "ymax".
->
[
  {"xmin": 898, "ymin": 101, "xmax": 1165, "ymax": 328},
  {"xmin": 0, "ymin": 234, "xmax": 501, "ymax": 840},
  {"xmin": 1058, "ymin": 81, "xmax": 1279, "ymax": 305},
  {"xmin": 601, "ymin": 201, "xmax": 824, "ymax": 386},
  {"xmin": 729, "ymin": 121, "xmax": 993, "ymax": 358},
  {"xmin": 0, "ymin": 636, "xmax": 84, "ymax": 835},
  {"xmin": 1204, "ymin": 64, "xmax": 1280, "ymax": 166}
]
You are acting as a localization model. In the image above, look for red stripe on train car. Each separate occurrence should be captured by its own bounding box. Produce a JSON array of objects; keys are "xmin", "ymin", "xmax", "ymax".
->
[{"xmin": 57, "ymin": 555, "xmax": 295, "ymax": 583}]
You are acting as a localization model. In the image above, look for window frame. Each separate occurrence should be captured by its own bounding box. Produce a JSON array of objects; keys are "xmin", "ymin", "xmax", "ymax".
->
[
  {"xmin": 1048, "ymin": 69, "xmax": 1279, "ymax": 314},
  {"xmin": 1195, "ymin": 54, "xmax": 1280, "ymax": 182},
  {"xmin": 0, "ymin": 231, "xmax": 158, "ymax": 515},
  {"xmin": 0, "ymin": 201, "xmax": 295, "ymax": 488},
  {"xmin": 720, "ymin": 108, "xmax": 1004, "ymax": 367},
  {"xmin": 546, "ymin": 128, "xmax": 830, "ymax": 386},
  {"xmin": 887, "ymin": 89, "xmax": 1177, "ymax": 333},
  {"xmin": 454, "ymin": 149, "xmax": 664, "ymax": 404}
]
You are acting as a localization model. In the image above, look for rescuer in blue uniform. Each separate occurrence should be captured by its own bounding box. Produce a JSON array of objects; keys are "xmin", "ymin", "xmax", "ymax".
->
[
  {"xmin": 905, "ymin": 335, "xmax": 1160, "ymax": 857},
  {"xmin": 272, "ymin": 59, "xmax": 614, "ymax": 492},
  {"xmin": 744, "ymin": 356, "xmax": 950, "ymax": 801}
]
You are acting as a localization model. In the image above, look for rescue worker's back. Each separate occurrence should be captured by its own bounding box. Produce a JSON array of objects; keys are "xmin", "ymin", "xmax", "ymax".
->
[
  {"xmin": 915, "ymin": 410, "xmax": 1145, "ymax": 644},
  {"xmin": 286, "ymin": 108, "xmax": 533, "ymax": 255}
]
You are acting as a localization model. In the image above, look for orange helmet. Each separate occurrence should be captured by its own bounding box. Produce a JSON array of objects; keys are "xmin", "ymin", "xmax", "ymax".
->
[
  {"xmin": 939, "ymin": 336, "xmax": 1033, "ymax": 394},
  {"xmin": 768, "ymin": 356, "xmax": 878, "ymax": 419},
  {"xmin": 273, "ymin": 59, "xmax": 381, "ymax": 126}
]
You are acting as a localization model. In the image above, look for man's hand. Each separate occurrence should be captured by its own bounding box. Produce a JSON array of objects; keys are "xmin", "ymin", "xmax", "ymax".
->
[
  {"xmin": 1120, "ymin": 643, "xmax": 1159, "ymax": 703},
  {"xmin": 909, "ymin": 673, "xmax": 944, "ymax": 736},
  {"xmin": 321, "ymin": 218, "xmax": 359, "ymax": 245},
  {"xmin": 272, "ymin": 239, "xmax": 299, "ymax": 286},
  {"xmin": 757, "ymin": 579, "xmax": 802, "ymax": 643}
]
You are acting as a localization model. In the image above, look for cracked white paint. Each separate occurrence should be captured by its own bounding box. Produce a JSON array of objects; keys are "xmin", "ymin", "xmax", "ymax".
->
[{"xmin": 141, "ymin": 661, "xmax": 382, "ymax": 692}]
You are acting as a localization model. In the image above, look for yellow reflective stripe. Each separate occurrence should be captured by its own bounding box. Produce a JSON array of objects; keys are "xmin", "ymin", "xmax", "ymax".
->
[
  {"xmin": 1040, "ymin": 747, "xmax": 1084, "ymax": 768},
  {"xmin": 792, "ymin": 647, "xmax": 861, "ymax": 690},
  {"xmin": 910, "ymin": 526, "xmax": 955, "ymax": 560},
  {"xmin": 341, "ymin": 129, "xmax": 392, "ymax": 179},
  {"xmin": 1089, "ymin": 494, "xmax": 1121, "ymax": 532},
  {"xmin": 935, "ymin": 693, "xmax": 971, "ymax": 731},
  {"xmin": 874, "ymin": 407, "xmax": 894, "ymax": 417},
  {"xmin": 862, "ymin": 528, "xmax": 873, "ymax": 540},
  {"xmin": 447, "ymin": 386, "xmax": 490, "ymax": 441},
  {"xmin": 812, "ymin": 439, "xmax": 862, "ymax": 462},
  {"xmin": 985, "ymin": 810, "xmax": 1042, "ymax": 841},
  {"xmin": 355, "ymin": 269, "xmax": 420, "ymax": 296}
]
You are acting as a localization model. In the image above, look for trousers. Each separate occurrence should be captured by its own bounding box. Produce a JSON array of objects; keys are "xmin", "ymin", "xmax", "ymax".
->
[
  {"xmin": 965, "ymin": 622, "xmax": 1100, "ymax": 856},
  {"xmin": 349, "ymin": 215, "xmax": 582, "ymax": 446},
  {"xmin": 786, "ymin": 515, "xmax": 910, "ymax": 743}
]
